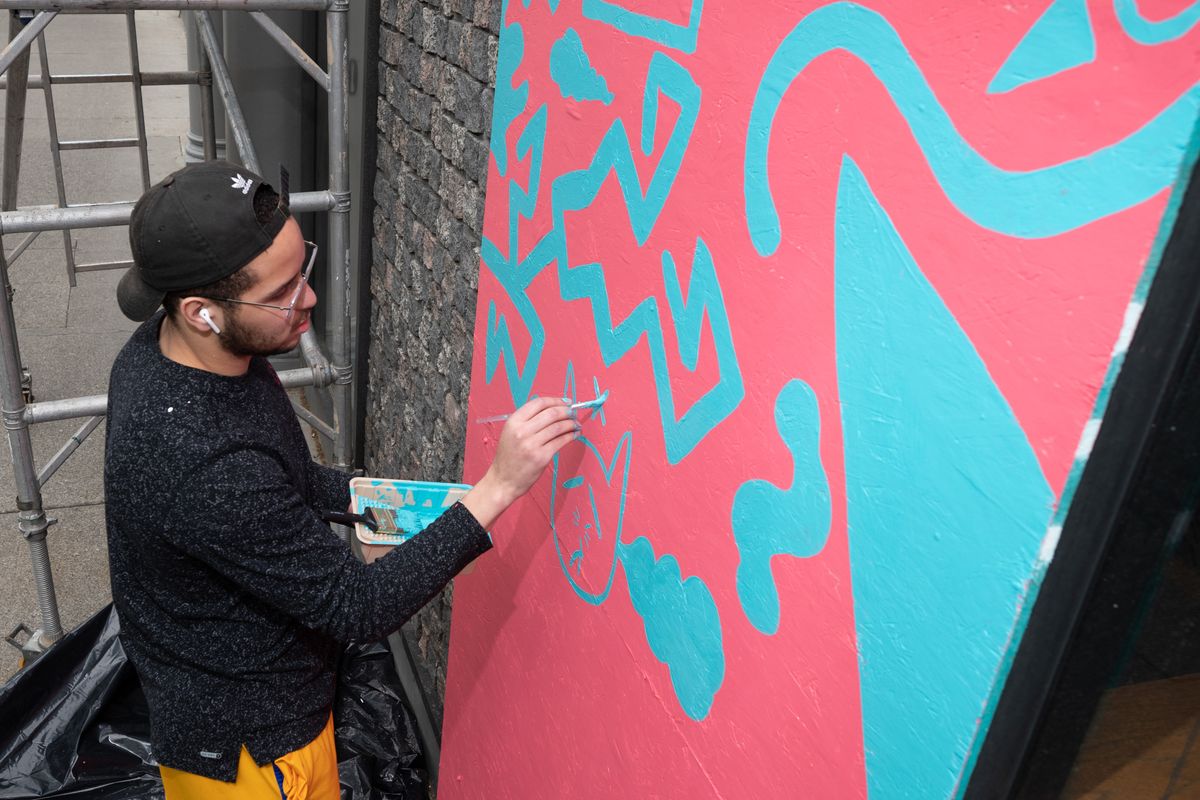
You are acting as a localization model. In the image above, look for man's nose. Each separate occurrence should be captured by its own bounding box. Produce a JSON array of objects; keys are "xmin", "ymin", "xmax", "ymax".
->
[{"xmin": 299, "ymin": 280, "xmax": 317, "ymax": 310}]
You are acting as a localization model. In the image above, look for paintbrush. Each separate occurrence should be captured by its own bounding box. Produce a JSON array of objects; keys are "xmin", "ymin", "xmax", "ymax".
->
[{"xmin": 475, "ymin": 390, "xmax": 609, "ymax": 424}]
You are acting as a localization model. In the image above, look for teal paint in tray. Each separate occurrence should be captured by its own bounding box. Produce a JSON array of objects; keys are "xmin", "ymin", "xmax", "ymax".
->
[{"xmin": 350, "ymin": 477, "xmax": 473, "ymax": 546}]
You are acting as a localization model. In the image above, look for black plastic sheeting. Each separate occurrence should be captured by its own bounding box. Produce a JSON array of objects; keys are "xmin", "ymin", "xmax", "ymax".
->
[{"xmin": 0, "ymin": 605, "xmax": 428, "ymax": 800}]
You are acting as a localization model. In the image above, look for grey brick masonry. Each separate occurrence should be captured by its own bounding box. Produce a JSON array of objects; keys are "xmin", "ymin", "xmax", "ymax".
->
[{"xmin": 365, "ymin": 0, "xmax": 502, "ymax": 738}]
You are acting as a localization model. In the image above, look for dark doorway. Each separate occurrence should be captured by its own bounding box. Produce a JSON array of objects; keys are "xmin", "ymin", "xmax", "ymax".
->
[
  {"xmin": 1056, "ymin": 513, "xmax": 1200, "ymax": 797},
  {"xmin": 965, "ymin": 140, "xmax": 1200, "ymax": 799}
]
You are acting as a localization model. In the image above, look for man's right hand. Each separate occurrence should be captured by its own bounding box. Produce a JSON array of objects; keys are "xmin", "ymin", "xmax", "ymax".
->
[{"xmin": 460, "ymin": 396, "xmax": 579, "ymax": 531}]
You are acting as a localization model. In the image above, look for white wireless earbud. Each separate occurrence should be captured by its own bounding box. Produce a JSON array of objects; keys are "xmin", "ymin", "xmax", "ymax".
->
[{"xmin": 198, "ymin": 307, "xmax": 221, "ymax": 335}]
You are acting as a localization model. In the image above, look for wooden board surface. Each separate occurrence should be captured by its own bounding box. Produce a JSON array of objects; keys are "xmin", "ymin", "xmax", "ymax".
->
[{"xmin": 1063, "ymin": 674, "xmax": 1200, "ymax": 799}]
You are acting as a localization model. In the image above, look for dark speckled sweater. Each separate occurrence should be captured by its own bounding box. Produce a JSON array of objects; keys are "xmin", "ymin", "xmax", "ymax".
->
[{"xmin": 104, "ymin": 313, "xmax": 491, "ymax": 782}]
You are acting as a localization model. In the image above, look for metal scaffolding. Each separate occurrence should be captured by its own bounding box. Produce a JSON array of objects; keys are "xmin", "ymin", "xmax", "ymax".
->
[{"xmin": 0, "ymin": 0, "xmax": 355, "ymax": 661}]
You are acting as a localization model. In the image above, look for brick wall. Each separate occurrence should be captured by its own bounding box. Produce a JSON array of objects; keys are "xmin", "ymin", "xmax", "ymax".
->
[{"xmin": 365, "ymin": 0, "xmax": 501, "ymax": 735}]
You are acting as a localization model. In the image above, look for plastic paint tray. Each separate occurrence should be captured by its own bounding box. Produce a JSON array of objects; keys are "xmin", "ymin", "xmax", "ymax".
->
[{"xmin": 350, "ymin": 477, "xmax": 472, "ymax": 546}]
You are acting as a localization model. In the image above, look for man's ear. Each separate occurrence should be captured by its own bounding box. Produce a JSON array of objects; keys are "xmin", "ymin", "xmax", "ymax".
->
[{"xmin": 177, "ymin": 296, "xmax": 223, "ymax": 335}]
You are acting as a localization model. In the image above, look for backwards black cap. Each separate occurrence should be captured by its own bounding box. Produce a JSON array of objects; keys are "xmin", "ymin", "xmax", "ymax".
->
[{"xmin": 118, "ymin": 160, "xmax": 291, "ymax": 321}]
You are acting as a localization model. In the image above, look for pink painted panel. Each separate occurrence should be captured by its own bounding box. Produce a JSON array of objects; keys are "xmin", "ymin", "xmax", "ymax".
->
[{"xmin": 440, "ymin": 2, "xmax": 1200, "ymax": 796}]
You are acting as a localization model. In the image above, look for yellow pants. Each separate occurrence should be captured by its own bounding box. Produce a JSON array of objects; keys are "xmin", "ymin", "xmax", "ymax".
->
[{"xmin": 159, "ymin": 715, "xmax": 338, "ymax": 800}]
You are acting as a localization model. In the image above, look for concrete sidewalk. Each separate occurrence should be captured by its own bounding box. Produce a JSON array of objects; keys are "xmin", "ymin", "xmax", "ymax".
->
[{"xmin": 0, "ymin": 10, "xmax": 189, "ymax": 680}]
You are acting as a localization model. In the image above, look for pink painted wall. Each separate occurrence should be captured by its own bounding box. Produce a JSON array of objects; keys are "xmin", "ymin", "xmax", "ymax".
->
[{"xmin": 440, "ymin": 2, "xmax": 1200, "ymax": 797}]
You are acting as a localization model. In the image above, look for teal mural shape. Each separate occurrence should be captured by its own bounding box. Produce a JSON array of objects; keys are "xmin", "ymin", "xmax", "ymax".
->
[
  {"xmin": 551, "ymin": 50, "xmax": 701, "ymax": 246},
  {"xmin": 484, "ymin": 52, "xmax": 745, "ymax": 462},
  {"xmin": 482, "ymin": 106, "xmax": 551, "ymax": 408},
  {"xmin": 834, "ymin": 156, "xmax": 1054, "ymax": 799},
  {"xmin": 556, "ymin": 238, "xmax": 745, "ymax": 465},
  {"xmin": 552, "ymin": 363, "xmax": 726, "ymax": 720},
  {"xmin": 1114, "ymin": 0, "xmax": 1200, "ymax": 45},
  {"xmin": 988, "ymin": 0, "xmax": 1096, "ymax": 94},
  {"xmin": 618, "ymin": 536, "xmax": 725, "ymax": 720},
  {"xmin": 731, "ymin": 380, "xmax": 832, "ymax": 635},
  {"xmin": 490, "ymin": 2, "xmax": 529, "ymax": 177},
  {"xmin": 581, "ymin": 0, "xmax": 704, "ymax": 54},
  {"xmin": 550, "ymin": 28, "xmax": 614, "ymax": 104},
  {"xmin": 744, "ymin": 2, "xmax": 1200, "ymax": 255}
]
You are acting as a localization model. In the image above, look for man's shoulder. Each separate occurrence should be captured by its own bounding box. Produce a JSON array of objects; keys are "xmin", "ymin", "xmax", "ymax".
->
[
  {"xmin": 106, "ymin": 319, "xmax": 226, "ymax": 478},
  {"xmin": 109, "ymin": 315, "xmax": 164, "ymax": 392}
]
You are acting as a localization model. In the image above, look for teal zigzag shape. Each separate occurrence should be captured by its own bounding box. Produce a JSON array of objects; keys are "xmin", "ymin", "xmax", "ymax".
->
[
  {"xmin": 557, "ymin": 239, "xmax": 745, "ymax": 465},
  {"xmin": 482, "ymin": 106, "xmax": 553, "ymax": 407},
  {"xmin": 483, "ymin": 52, "xmax": 745, "ymax": 462}
]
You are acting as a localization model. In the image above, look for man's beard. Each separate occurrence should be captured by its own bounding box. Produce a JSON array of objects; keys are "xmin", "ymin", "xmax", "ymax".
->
[{"xmin": 218, "ymin": 308, "xmax": 303, "ymax": 357}]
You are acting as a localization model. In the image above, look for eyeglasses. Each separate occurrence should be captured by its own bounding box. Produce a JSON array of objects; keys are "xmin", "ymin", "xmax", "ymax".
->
[{"xmin": 202, "ymin": 240, "xmax": 317, "ymax": 320}]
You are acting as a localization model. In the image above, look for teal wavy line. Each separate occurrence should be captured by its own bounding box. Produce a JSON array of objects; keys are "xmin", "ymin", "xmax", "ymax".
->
[
  {"xmin": 507, "ymin": 106, "xmax": 548, "ymax": 255},
  {"xmin": 1115, "ymin": 0, "xmax": 1200, "ymax": 44},
  {"xmin": 744, "ymin": 2, "xmax": 1200, "ymax": 256},
  {"xmin": 484, "ymin": 50, "xmax": 699, "ymax": 407},
  {"xmin": 546, "ymin": 55, "xmax": 734, "ymax": 457}
]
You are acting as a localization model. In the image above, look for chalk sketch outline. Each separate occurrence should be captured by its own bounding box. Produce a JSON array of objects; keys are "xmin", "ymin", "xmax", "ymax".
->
[{"xmin": 550, "ymin": 428, "xmax": 633, "ymax": 604}]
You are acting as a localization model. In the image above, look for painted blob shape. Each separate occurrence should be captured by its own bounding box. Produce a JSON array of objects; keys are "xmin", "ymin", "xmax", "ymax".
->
[
  {"xmin": 581, "ymin": 0, "xmax": 704, "ymax": 54},
  {"xmin": 1114, "ymin": 0, "xmax": 1200, "ymax": 45},
  {"xmin": 731, "ymin": 380, "xmax": 832, "ymax": 635},
  {"xmin": 618, "ymin": 536, "xmax": 725, "ymax": 720},
  {"xmin": 744, "ymin": 2, "xmax": 1200, "ymax": 254},
  {"xmin": 834, "ymin": 156, "xmax": 1054, "ymax": 799},
  {"xmin": 550, "ymin": 430, "xmax": 633, "ymax": 604},
  {"xmin": 988, "ymin": 0, "xmax": 1096, "ymax": 94},
  {"xmin": 550, "ymin": 28, "xmax": 614, "ymax": 104}
]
